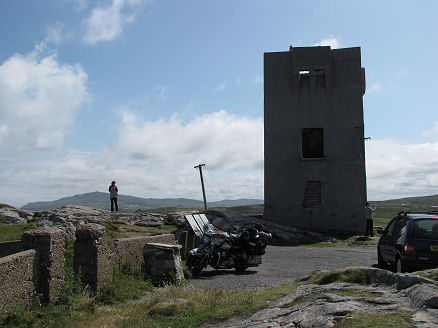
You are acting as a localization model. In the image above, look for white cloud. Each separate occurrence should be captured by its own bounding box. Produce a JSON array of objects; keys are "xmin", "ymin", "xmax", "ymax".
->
[
  {"xmin": 367, "ymin": 83, "xmax": 382, "ymax": 94},
  {"xmin": 235, "ymin": 78, "xmax": 242, "ymax": 86},
  {"xmin": 366, "ymin": 138, "xmax": 438, "ymax": 200},
  {"xmin": 0, "ymin": 50, "xmax": 88, "ymax": 154},
  {"xmin": 0, "ymin": 110, "xmax": 264, "ymax": 206},
  {"xmin": 314, "ymin": 37, "xmax": 340, "ymax": 49},
  {"xmin": 83, "ymin": 0, "xmax": 145, "ymax": 44},
  {"xmin": 212, "ymin": 81, "xmax": 227, "ymax": 92}
]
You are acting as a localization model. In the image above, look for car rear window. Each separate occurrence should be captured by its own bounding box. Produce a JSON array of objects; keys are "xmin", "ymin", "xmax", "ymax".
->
[{"xmin": 412, "ymin": 218, "xmax": 438, "ymax": 240}]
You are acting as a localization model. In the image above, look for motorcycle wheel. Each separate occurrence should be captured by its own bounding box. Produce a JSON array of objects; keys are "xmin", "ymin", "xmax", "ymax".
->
[
  {"xmin": 190, "ymin": 265, "xmax": 204, "ymax": 275},
  {"xmin": 234, "ymin": 263, "xmax": 249, "ymax": 272}
]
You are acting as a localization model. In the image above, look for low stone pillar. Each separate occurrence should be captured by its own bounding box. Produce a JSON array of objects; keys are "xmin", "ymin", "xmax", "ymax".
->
[
  {"xmin": 21, "ymin": 227, "xmax": 65, "ymax": 303},
  {"xmin": 176, "ymin": 230, "xmax": 188, "ymax": 259},
  {"xmin": 74, "ymin": 224, "xmax": 108, "ymax": 292},
  {"xmin": 143, "ymin": 243, "xmax": 183, "ymax": 281}
]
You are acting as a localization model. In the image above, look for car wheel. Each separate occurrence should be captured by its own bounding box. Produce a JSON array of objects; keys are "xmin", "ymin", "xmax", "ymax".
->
[{"xmin": 377, "ymin": 248, "xmax": 386, "ymax": 269}]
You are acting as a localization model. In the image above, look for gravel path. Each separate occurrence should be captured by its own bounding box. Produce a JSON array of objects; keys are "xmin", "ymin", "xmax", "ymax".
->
[{"xmin": 187, "ymin": 245, "xmax": 377, "ymax": 290}]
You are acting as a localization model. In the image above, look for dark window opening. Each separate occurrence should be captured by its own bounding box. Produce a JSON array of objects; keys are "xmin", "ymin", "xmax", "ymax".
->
[
  {"xmin": 302, "ymin": 128, "xmax": 324, "ymax": 158},
  {"xmin": 315, "ymin": 69, "xmax": 326, "ymax": 93},
  {"xmin": 302, "ymin": 181, "xmax": 322, "ymax": 207}
]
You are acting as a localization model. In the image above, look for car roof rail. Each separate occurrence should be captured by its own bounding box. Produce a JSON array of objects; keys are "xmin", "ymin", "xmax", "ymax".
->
[{"xmin": 397, "ymin": 211, "xmax": 438, "ymax": 216}]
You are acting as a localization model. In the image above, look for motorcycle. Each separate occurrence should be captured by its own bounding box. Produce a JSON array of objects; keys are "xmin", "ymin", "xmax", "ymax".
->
[{"xmin": 186, "ymin": 217, "xmax": 272, "ymax": 274}]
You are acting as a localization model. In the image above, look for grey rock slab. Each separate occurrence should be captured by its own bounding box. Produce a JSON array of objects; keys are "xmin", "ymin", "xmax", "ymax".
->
[
  {"xmin": 406, "ymin": 283, "xmax": 438, "ymax": 308},
  {"xmin": 0, "ymin": 204, "xmax": 34, "ymax": 224}
]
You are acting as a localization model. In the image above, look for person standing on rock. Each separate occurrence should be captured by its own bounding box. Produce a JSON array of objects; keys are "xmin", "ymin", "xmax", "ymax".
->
[
  {"xmin": 365, "ymin": 202, "xmax": 376, "ymax": 237},
  {"xmin": 109, "ymin": 181, "xmax": 119, "ymax": 212}
]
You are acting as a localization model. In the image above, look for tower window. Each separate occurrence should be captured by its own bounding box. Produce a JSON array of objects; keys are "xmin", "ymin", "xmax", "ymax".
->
[{"xmin": 302, "ymin": 128, "xmax": 324, "ymax": 158}]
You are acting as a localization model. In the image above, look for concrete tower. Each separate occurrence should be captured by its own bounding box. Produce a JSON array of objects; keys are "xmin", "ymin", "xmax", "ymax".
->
[{"xmin": 263, "ymin": 46, "xmax": 367, "ymax": 233}]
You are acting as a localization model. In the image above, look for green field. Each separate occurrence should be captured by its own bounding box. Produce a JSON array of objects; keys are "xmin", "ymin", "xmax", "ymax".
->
[{"xmin": 0, "ymin": 222, "xmax": 37, "ymax": 242}]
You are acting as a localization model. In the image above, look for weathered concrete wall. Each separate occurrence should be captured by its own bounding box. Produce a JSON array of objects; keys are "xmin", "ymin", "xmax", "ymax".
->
[
  {"xmin": 74, "ymin": 224, "xmax": 176, "ymax": 292},
  {"xmin": 143, "ymin": 243, "xmax": 183, "ymax": 280},
  {"xmin": 109, "ymin": 234, "xmax": 176, "ymax": 272},
  {"xmin": 0, "ymin": 250, "xmax": 37, "ymax": 311},
  {"xmin": 21, "ymin": 227, "xmax": 65, "ymax": 303},
  {"xmin": 264, "ymin": 46, "xmax": 367, "ymax": 233},
  {"xmin": 0, "ymin": 240, "xmax": 23, "ymax": 258}
]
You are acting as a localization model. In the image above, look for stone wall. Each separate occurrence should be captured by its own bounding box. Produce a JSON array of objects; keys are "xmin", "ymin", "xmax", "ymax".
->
[
  {"xmin": 0, "ymin": 250, "xmax": 37, "ymax": 311},
  {"xmin": 0, "ymin": 240, "xmax": 23, "ymax": 258},
  {"xmin": 109, "ymin": 234, "xmax": 176, "ymax": 273},
  {"xmin": 74, "ymin": 224, "xmax": 176, "ymax": 292}
]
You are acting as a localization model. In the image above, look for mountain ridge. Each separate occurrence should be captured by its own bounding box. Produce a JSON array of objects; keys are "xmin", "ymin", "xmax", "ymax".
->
[{"xmin": 21, "ymin": 191, "xmax": 264, "ymax": 212}]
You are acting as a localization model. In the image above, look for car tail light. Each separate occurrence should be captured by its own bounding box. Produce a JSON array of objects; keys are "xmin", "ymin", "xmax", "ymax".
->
[{"xmin": 404, "ymin": 243, "xmax": 416, "ymax": 255}]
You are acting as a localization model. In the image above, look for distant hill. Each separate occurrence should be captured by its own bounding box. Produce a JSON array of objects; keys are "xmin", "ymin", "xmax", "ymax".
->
[
  {"xmin": 373, "ymin": 194, "xmax": 438, "ymax": 218},
  {"xmin": 21, "ymin": 191, "xmax": 264, "ymax": 212}
]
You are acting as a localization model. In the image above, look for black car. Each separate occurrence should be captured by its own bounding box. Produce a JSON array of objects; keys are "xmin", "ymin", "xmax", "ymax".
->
[{"xmin": 377, "ymin": 212, "xmax": 438, "ymax": 272}]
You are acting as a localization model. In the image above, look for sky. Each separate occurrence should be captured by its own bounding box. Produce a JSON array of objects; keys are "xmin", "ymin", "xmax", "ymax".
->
[{"xmin": 1, "ymin": 0, "xmax": 438, "ymax": 207}]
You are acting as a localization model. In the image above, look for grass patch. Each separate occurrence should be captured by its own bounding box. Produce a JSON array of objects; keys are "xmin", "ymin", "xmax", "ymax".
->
[
  {"xmin": 335, "ymin": 311, "xmax": 414, "ymax": 328},
  {"xmin": 106, "ymin": 281, "xmax": 300, "ymax": 328},
  {"xmin": 415, "ymin": 270, "xmax": 438, "ymax": 281},
  {"xmin": 97, "ymin": 270, "xmax": 154, "ymax": 305},
  {"xmin": 0, "ymin": 222, "xmax": 37, "ymax": 242},
  {"xmin": 373, "ymin": 217, "xmax": 392, "ymax": 227},
  {"xmin": 209, "ymin": 205, "xmax": 264, "ymax": 217},
  {"xmin": 311, "ymin": 268, "xmax": 368, "ymax": 285},
  {"xmin": 299, "ymin": 236, "xmax": 379, "ymax": 248},
  {"xmin": 250, "ymin": 280, "xmax": 300, "ymax": 308}
]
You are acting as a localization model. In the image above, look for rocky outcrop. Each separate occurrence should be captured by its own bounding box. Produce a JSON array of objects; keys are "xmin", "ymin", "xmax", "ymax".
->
[
  {"xmin": 0, "ymin": 204, "xmax": 34, "ymax": 224},
  {"xmin": 1, "ymin": 203, "xmax": 194, "ymax": 240},
  {"xmin": 34, "ymin": 205, "xmax": 173, "ymax": 239},
  {"xmin": 227, "ymin": 214, "xmax": 326, "ymax": 243},
  {"xmin": 200, "ymin": 267, "xmax": 438, "ymax": 328}
]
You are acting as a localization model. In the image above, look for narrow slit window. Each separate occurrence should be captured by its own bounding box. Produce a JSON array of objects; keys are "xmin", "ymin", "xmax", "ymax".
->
[
  {"xmin": 302, "ymin": 128, "xmax": 324, "ymax": 158},
  {"xmin": 302, "ymin": 181, "xmax": 322, "ymax": 207},
  {"xmin": 298, "ymin": 70, "xmax": 310, "ymax": 96}
]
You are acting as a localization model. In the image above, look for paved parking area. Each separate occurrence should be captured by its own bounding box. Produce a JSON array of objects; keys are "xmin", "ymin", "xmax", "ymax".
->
[{"xmin": 187, "ymin": 245, "xmax": 377, "ymax": 290}]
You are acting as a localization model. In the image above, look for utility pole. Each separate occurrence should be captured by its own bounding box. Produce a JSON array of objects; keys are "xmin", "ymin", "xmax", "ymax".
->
[{"xmin": 194, "ymin": 163, "xmax": 207, "ymax": 212}]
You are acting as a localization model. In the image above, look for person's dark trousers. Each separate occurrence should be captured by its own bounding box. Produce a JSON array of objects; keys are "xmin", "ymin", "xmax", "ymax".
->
[
  {"xmin": 111, "ymin": 198, "xmax": 118, "ymax": 212},
  {"xmin": 366, "ymin": 219, "xmax": 374, "ymax": 237}
]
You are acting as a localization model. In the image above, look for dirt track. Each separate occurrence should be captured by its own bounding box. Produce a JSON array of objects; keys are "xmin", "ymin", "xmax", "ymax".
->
[{"xmin": 187, "ymin": 245, "xmax": 377, "ymax": 290}]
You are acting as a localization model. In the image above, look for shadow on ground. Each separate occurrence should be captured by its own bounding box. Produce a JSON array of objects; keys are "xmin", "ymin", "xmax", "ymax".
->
[{"xmin": 192, "ymin": 269, "xmax": 257, "ymax": 280}]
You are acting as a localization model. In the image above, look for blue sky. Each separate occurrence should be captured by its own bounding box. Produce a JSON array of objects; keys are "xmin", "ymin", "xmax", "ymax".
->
[{"xmin": 1, "ymin": 0, "xmax": 438, "ymax": 206}]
